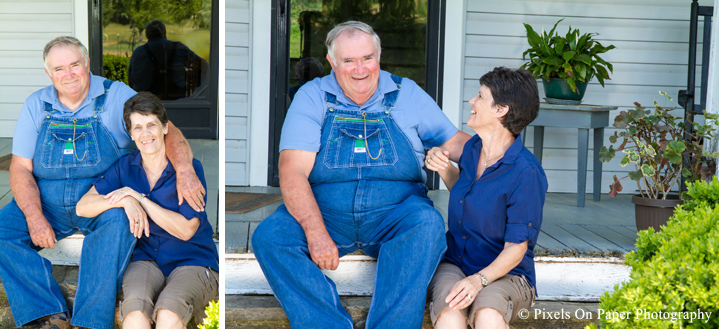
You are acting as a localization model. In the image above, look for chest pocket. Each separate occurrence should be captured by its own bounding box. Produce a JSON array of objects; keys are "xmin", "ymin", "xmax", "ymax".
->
[
  {"xmin": 323, "ymin": 116, "xmax": 398, "ymax": 168},
  {"xmin": 40, "ymin": 123, "xmax": 100, "ymax": 168}
]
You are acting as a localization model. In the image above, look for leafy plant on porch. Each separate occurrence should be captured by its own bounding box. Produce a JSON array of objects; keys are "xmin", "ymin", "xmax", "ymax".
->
[
  {"xmin": 599, "ymin": 91, "xmax": 719, "ymax": 199},
  {"xmin": 586, "ymin": 178, "xmax": 719, "ymax": 328},
  {"xmin": 520, "ymin": 18, "xmax": 615, "ymax": 93}
]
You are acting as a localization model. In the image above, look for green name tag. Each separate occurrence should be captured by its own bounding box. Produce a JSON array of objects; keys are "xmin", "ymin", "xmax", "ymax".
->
[
  {"xmin": 64, "ymin": 142, "xmax": 73, "ymax": 155},
  {"xmin": 354, "ymin": 139, "xmax": 366, "ymax": 153}
]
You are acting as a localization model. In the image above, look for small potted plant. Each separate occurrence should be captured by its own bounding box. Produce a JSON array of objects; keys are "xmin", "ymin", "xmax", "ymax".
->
[
  {"xmin": 520, "ymin": 18, "xmax": 615, "ymax": 103},
  {"xmin": 598, "ymin": 91, "xmax": 719, "ymax": 231}
]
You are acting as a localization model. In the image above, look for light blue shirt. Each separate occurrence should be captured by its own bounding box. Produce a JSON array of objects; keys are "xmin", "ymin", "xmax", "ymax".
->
[
  {"xmin": 12, "ymin": 74, "xmax": 137, "ymax": 159},
  {"xmin": 280, "ymin": 70, "xmax": 458, "ymax": 169}
]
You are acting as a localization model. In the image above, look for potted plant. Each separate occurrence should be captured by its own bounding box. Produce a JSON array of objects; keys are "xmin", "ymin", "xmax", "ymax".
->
[
  {"xmin": 520, "ymin": 18, "xmax": 615, "ymax": 103},
  {"xmin": 599, "ymin": 91, "xmax": 719, "ymax": 231}
]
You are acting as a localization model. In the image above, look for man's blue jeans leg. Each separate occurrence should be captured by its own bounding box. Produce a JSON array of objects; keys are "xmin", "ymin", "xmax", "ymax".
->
[
  {"xmin": 0, "ymin": 200, "xmax": 69, "ymax": 326},
  {"xmin": 72, "ymin": 208, "xmax": 135, "ymax": 329},
  {"xmin": 252, "ymin": 205, "xmax": 356, "ymax": 329},
  {"xmin": 361, "ymin": 195, "xmax": 447, "ymax": 329}
]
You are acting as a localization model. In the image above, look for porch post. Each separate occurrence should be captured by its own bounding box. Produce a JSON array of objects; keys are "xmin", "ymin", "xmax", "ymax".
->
[{"xmin": 709, "ymin": 1, "xmax": 719, "ymax": 176}]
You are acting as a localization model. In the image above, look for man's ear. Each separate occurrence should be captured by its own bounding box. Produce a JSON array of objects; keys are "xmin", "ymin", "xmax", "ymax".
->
[{"xmin": 326, "ymin": 54, "xmax": 335, "ymax": 69}]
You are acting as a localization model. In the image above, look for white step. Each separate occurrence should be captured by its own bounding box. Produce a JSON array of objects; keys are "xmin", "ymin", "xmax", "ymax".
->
[
  {"xmin": 225, "ymin": 254, "xmax": 630, "ymax": 302},
  {"xmin": 40, "ymin": 234, "xmax": 219, "ymax": 266}
]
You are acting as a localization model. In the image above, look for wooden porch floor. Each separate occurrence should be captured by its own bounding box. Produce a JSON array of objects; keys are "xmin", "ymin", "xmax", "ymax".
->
[{"xmin": 226, "ymin": 187, "xmax": 638, "ymax": 257}]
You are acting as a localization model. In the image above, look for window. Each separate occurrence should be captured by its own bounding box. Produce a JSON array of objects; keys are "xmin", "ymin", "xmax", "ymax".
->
[{"xmin": 90, "ymin": 0, "xmax": 219, "ymax": 138}]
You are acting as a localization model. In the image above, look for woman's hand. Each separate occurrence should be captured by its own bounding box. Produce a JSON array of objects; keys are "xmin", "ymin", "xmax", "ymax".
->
[
  {"xmin": 445, "ymin": 273, "xmax": 484, "ymax": 310},
  {"xmin": 122, "ymin": 197, "xmax": 150, "ymax": 238},
  {"xmin": 425, "ymin": 147, "xmax": 450, "ymax": 172},
  {"xmin": 104, "ymin": 187, "xmax": 143, "ymax": 205}
]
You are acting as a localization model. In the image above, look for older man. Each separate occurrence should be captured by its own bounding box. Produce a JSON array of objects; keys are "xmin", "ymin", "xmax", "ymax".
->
[
  {"xmin": 252, "ymin": 21, "xmax": 471, "ymax": 328},
  {"xmin": 0, "ymin": 36, "xmax": 205, "ymax": 329}
]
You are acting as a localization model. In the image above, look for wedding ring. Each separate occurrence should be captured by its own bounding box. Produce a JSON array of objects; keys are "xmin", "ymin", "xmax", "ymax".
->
[
  {"xmin": 134, "ymin": 220, "xmax": 139, "ymax": 224},
  {"xmin": 467, "ymin": 294, "xmax": 472, "ymax": 301}
]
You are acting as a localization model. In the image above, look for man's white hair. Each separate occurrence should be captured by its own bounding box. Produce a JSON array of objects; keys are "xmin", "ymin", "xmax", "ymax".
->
[
  {"xmin": 325, "ymin": 21, "xmax": 382, "ymax": 66},
  {"xmin": 43, "ymin": 36, "xmax": 90, "ymax": 71}
]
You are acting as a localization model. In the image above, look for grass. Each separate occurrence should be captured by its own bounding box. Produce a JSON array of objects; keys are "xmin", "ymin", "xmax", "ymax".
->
[{"xmin": 102, "ymin": 21, "xmax": 210, "ymax": 60}]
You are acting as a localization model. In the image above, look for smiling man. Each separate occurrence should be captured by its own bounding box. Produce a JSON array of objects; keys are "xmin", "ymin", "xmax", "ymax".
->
[
  {"xmin": 252, "ymin": 21, "xmax": 471, "ymax": 329},
  {"xmin": 0, "ymin": 36, "xmax": 204, "ymax": 329}
]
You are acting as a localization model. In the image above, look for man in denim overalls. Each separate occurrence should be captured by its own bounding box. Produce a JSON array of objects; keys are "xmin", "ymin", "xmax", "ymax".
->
[
  {"xmin": 0, "ymin": 37, "xmax": 206, "ymax": 329},
  {"xmin": 253, "ymin": 21, "xmax": 472, "ymax": 328}
]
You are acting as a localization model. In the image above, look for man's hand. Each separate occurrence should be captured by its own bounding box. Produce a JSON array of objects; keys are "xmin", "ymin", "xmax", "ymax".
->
[
  {"xmin": 176, "ymin": 170, "xmax": 206, "ymax": 212},
  {"xmin": 27, "ymin": 216, "xmax": 56, "ymax": 249},
  {"xmin": 306, "ymin": 230, "xmax": 339, "ymax": 270}
]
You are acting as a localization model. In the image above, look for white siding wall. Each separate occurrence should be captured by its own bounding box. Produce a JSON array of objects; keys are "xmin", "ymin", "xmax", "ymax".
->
[
  {"xmin": 0, "ymin": 0, "xmax": 75, "ymax": 137},
  {"xmin": 225, "ymin": 0, "xmax": 251, "ymax": 186},
  {"xmin": 462, "ymin": 0, "xmax": 712, "ymax": 193}
]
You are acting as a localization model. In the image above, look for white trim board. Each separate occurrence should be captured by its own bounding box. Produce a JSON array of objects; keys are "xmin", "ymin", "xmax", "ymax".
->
[{"xmin": 225, "ymin": 254, "xmax": 630, "ymax": 302}]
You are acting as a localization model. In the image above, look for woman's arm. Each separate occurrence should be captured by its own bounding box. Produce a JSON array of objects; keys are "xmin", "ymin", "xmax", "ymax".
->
[
  {"xmin": 445, "ymin": 241, "xmax": 528, "ymax": 310},
  {"xmin": 425, "ymin": 147, "xmax": 460, "ymax": 190},
  {"xmin": 103, "ymin": 187, "xmax": 200, "ymax": 241},
  {"xmin": 76, "ymin": 186, "xmax": 149, "ymax": 238},
  {"xmin": 137, "ymin": 197, "xmax": 200, "ymax": 241}
]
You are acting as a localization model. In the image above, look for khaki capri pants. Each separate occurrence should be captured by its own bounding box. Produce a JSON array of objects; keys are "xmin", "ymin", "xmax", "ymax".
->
[
  {"xmin": 120, "ymin": 260, "xmax": 219, "ymax": 325},
  {"xmin": 428, "ymin": 262, "xmax": 535, "ymax": 327}
]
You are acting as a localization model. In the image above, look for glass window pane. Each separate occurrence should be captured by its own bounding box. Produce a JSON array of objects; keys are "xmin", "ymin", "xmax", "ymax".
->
[
  {"xmin": 288, "ymin": 0, "xmax": 428, "ymax": 100},
  {"xmin": 102, "ymin": 0, "xmax": 212, "ymax": 100}
]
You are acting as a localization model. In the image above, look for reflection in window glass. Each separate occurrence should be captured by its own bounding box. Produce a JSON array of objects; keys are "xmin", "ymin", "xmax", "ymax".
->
[
  {"xmin": 288, "ymin": 0, "xmax": 428, "ymax": 96},
  {"xmin": 102, "ymin": 0, "xmax": 212, "ymax": 100}
]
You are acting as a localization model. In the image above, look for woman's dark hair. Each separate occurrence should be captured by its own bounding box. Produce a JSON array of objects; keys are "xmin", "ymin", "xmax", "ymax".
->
[
  {"xmin": 479, "ymin": 67, "xmax": 539, "ymax": 137},
  {"xmin": 123, "ymin": 92, "xmax": 169, "ymax": 132}
]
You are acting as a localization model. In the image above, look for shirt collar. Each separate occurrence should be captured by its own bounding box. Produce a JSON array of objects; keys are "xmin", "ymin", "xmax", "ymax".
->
[
  {"xmin": 128, "ymin": 150, "xmax": 175, "ymax": 176},
  {"xmin": 476, "ymin": 133, "xmax": 524, "ymax": 166},
  {"xmin": 39, "ymin": 73, "xmax": 106, "ymax": 113},
  {"xmin": 319, "ymin": 70, "xmax": 398, "ymax": 108}
]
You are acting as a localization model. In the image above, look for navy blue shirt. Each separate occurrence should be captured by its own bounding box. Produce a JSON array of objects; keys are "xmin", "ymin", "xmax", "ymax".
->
[
  {"xmin": 443, "ymin": 135, "xmax": 547, "ymax": 291},
  {"xmin": 93, "ymin": 151, "xmax": 219, "ymax": 276}
]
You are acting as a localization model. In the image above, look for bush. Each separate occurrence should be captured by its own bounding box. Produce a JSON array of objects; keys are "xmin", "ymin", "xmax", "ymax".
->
[
  {"xmin": 197, "ymin": 300, "xmax": 219, "ymax": 329},
  {"xmin": 593, "ymin": 177, "xmax": 719, "ymax": 328},
  {"xmin": 103, "ymin": 54, "xmax": 130, "ymax": 85}
]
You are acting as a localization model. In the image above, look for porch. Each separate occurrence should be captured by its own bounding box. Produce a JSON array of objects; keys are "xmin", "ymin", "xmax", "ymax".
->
[{"xmin": 224, "ymin": 187, "xmax": 638, "ymax": 328}]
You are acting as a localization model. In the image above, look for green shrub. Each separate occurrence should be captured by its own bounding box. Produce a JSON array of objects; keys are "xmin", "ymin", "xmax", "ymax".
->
[
  {"xmin": 594, "ymin": 177, "xmax": 719, "ymax": 328},
  {"xmin": 197, "ymin": 300, "xmax": 219, "ymax": 329},
  {"xmin": 103, "ymin": 54, "xmax": 130, "ymax": 85}
]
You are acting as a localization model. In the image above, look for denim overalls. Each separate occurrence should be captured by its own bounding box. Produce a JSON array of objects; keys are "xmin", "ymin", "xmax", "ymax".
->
[
  {"xmin": 254, "ymin": 76, "xmax": 447, "ymax": 329},
  {"xmin": 0, "ymin": 80, "xmax": 136, "ymax": 329}
]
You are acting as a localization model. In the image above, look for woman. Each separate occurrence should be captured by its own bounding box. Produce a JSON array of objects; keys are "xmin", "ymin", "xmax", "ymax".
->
[
  {"xmin": 424, "ymin": 67, "xmax": 548, "ymax": 329},
  {"xmin": 76, "ymin": 92, "xmax": 219, "ymax": 329}
]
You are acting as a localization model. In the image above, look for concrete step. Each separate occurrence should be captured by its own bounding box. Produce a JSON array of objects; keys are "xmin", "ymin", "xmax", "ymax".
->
[
  {"xmin": 225, "ymin": 295, "xmax": 600, "ymax": 329},
  {"xmin": 226, "ymin": 254, "xmax": 630, "ymax": 302}
]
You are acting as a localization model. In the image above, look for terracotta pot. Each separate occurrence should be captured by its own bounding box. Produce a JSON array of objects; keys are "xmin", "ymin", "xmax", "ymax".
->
[{"xmin": 631, "ymin": 194, "xmax": 683, "ymax": 232}]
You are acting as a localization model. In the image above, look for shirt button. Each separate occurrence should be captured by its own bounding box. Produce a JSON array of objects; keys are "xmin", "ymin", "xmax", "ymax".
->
[
  {"xmin": 460, "ymin": 200, "xmax": 463, "ymax": 204},
  {"xmin": 462, "ymin": 236, "xmax": 466, "ymax": 240},
  {"xmin": 458, "ymin": 255, "xmax": 462, "ymax": 259},
  {"xmin": 154, "ymin": 249, "xmax": 157, "ymax": 252},
  {"xmin": 528, "ymin": 223, "xmax": 532, "ymax": 227}
]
